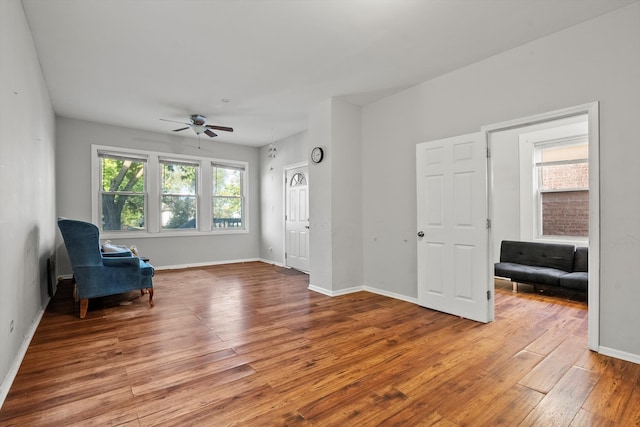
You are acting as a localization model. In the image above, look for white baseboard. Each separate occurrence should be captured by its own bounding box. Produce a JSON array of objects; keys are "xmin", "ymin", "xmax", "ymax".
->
[
  {"xmin": 308, "ymin": 284, "xmax": 365, "ymax": 297},
  {"xmin": 598, "ymin": 345, "xmax": 640, "ymax": 365},
  {"xmin": 307, "ymin": 283, "xmax": 419, "ymax": 306},
  {"xmin": 257, "ymin": 258, "xmax": 285, "ymax": 268},
  {"xmin": 61, "ymin": 258, "xmax": 272, "ymax": 275},
  {"xmin": 0, "ymin": 302, "xmax": 48, "ymax": 410},
  {"xmin": 364, "ymin": 286, "xmax": 419, "ymax": 305},
  {"xmin": 154, "ymin": 258, "xmax": 261, "ymax": 270}
]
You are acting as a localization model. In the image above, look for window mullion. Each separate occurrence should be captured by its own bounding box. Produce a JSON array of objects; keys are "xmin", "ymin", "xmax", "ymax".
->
[
  {"xmin": 200, "ymin": 161, "xmax": 212, "ymax": 232},
  {"xmin": 147, "ymin": 154, "xmax": 160, "ymax": 233}
]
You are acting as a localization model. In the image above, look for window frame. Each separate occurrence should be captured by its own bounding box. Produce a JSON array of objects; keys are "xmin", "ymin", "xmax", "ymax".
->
[
  {"xmin": 96, "ymin": 151, "xmax": 148, "ymax": 232},
  {"xmin": 159, "ymin": 158, "xmax": 200, "ymax": 231},
  {"xmin": 92, "ymin": 145, "xmax": 249, "ymax": 238},
  {"xmin": 211, "ymin": 162, "xmax": 245, "ymax": 229},
  {"xmin": 532, "ymin": 137, "xmax": 589, "ymax": 241}
]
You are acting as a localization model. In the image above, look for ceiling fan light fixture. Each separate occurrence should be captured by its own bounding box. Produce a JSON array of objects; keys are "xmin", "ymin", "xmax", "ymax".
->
[{"xmin": 192, "ymin": 124, "xmax": 206, "ymax": 135}]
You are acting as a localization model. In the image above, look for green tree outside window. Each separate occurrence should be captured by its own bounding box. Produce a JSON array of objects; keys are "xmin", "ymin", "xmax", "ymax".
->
[
  {"xmin": 100, "ymin": 155, "xmax": 145, "ymax": 231},
  {"xmin": 161, "ymin": 161, "xmax": 198, "ymax": 229},
  {"xmin": 212, "ymin": 165, "xmax": 243, "ymax": 228}
]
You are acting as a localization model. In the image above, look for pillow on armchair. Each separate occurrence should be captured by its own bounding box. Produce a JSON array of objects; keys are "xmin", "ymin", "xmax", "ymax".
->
[{"xmin": 101, "ymin": 242, "xmax": 132, "ymax": 257}]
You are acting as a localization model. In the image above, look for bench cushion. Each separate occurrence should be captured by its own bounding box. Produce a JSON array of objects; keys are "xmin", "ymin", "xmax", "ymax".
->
[
  {"xmin": 559, "ymin": 272, "xmax": 588, "ymax": 291},
  {"xmin": 495, "ymin": 262, "xmax": 568, "ymax": 286},
  {"xmin": 499, "ymin": 240, "xmax": 575, "ymax": 272}
]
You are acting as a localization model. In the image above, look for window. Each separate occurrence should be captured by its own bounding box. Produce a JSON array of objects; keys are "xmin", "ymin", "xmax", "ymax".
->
[
  {"xmin": 290, "ymin": 172, "xmax": 307, "ymax": 186},
  {"xmin": 98, "ymin": 152, "xmax": 147, "ymax": 231},
  {"xmin": 161, "ymin": 159, "xmax": 198, "ymax": 230},
  {"xmin": 212, "ymin": 163, "xmax": 244, "ymax": 228},
  {"xmin": 535, "ymin": 142, "xmax": 589, "ymax": 238},
  {"xmin": 93, "ymin": 146, "xmax": 248, "ymax": 236}
]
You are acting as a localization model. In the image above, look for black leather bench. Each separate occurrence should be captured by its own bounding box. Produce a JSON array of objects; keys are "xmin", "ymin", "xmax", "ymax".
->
[{"xmin": 494, "ymin": 240, "xmax": 588, "ymax": 293}]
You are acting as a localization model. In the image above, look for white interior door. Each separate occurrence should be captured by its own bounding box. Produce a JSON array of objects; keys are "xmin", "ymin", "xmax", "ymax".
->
[
  {"xmin": 285, "ymin": 165, "xmax": 310, "ymax": 272},
  {"xmin": 416, "ymin": 132, "xmax": 492, "ymax": 323}
]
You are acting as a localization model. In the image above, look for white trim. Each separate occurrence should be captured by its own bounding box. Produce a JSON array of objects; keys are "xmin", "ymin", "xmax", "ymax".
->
[
  {"xmin": 483, "ymin": 102, "xmax": 600, "ymax": 352},
  {"xmin": 307, "ymin": 284, "xmax": 419, "ymax": 305},
  {"xmin": 153, "ymin": 258, "xmax": 261, "ymax": 271},
  {"xmin": 283, "ymin": 162, "xmax": 310, "ymax": 272},
  {"xmin": 284, "ymin": 160, "xmax": 309, "ymax": 170},
  {"xmin": 598, "ymin": 346, "xmax": 640, "ymax": 365},
  {"xmin": 0, "ymin": 303, "xmax": 48, "ymax": 410},
  {"xmin": 258, "ymin": 258, "xmax": 285, "ymax": 268},
  {"xmin": 308, "ymin": 284, "xmax": 364, "ymax": 297},
  {"xmin": 364, "ymin": 286, "xmax": 419, "ymax": 305},
  {"xmin": 92, "ymin": 144, "xmax": 249, "ymax": 238},
  {"xmin": 586, "ymin": 102, "xmax": 600, "ymax": 352},
  {"xmin": 519, "ymin": 124, "xmax": 589, "ymax": 242}
]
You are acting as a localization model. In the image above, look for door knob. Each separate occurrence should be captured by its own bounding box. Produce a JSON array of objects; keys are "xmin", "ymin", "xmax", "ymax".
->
[
  {"xmin": 305, "ymin": 225, "xmax": 310, "ymax": 229},
  {"xmin": 417, "ymin": 231, "xmax": 424, "ymax": 238}
]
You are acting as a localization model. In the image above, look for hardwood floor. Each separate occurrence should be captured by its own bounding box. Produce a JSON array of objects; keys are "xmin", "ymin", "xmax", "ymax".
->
[{"xmin": 1, "ymin": 262, "xmax": 639, "ymax": 426}]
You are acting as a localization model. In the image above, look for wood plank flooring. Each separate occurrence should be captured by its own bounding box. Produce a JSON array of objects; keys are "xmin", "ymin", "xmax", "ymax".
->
[{"xmin": 1, "ymin": 262, "xmax": 639, "ymax": 426}]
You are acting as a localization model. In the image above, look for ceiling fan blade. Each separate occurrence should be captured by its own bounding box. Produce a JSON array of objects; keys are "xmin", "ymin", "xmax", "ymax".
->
[
  {"xmin": 204, "ymin": 129, "xmax": 218, "ymax": 138},
  {"xmin": 206, "ymin": 125, "xmax": 234, "ymax": 132},
  {"xmin": 160, "ymin": 118, "xmax": 190, "ymax": 125},
  {"xmin": 172, "ymin": 127, "xmax": 190, "ymax": 132}
]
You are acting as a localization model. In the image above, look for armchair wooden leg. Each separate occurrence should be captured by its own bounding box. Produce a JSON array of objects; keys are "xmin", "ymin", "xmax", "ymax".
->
[
  {"xmin": 148, "ymin": 288, "xmax": 154, "ymax": 307},
  {"xmin": 79, "ymin": 299, "xmax": 88, "ymax": 319}
]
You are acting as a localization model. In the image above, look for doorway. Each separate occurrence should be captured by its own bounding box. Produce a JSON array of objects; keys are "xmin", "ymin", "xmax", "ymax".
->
[
  {"xmin": 284, "ymin": 163, "xmax": 310, "ymax": 273},
  {"xmin": 415, "ymin": 103, "xmax": 599, "ymax": 348},
  {"xmin": 484, "ymin": 102, "xmax": 599, "ymax": 350}
]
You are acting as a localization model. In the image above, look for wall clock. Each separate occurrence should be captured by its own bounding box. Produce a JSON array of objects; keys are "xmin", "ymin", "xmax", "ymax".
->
[{"xmin": 311, "ymin": 146, "xmax": 324, "ymax": 163}]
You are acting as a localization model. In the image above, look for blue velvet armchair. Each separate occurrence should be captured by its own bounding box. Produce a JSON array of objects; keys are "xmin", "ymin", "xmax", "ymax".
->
[{"xmin": 57, "ymin": 218, "xmax": 154, "ymax": 318}]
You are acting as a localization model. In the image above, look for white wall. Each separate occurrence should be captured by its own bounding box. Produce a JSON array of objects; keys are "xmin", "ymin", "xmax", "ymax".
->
[
  {"xmin": 362, "ymin": 3, "xmax": 640, "ymax": 358},
  {"xmin": 0, "ymin": 0, "xmax": 57, "ymax": 405},
  {"xmin": 259, "ymin": 131, "xmax": 309, "ymax": 263},
  {"xmin": 55, "ymin": 117, "xmax": 261, "ymax": 272}
]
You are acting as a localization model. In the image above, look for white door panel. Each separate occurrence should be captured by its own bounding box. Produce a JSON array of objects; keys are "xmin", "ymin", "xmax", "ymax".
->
[
  {"xmin": 285, "ymin": 166, "xmax": 310, "ymax": 273},
  {"xmin": 417, "ymin": 132, "xmax": 491, "ymax": 323}
]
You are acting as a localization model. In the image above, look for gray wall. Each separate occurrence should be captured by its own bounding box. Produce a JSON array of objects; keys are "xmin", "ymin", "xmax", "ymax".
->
[
  {"xmin": 55, "ymin": 117, "xmax": 261, "ymax": 272},
  {"xmin": 0, "ymin": 0, "xmax": 57, "ymax": 402},
  {"xmin": 361, "ymin": 3, "xmax": 640, "ymax": 357},
  {"xmin": 259, "ymin": 131, "xmax": 309, "ymax": 263},
  {"xmin": 490, "ymin": 115, "xmax": 589, "ymax": 264},
  {"xmin": 308, "ymin": 98, "xmax": 363, "ymax": 294}
]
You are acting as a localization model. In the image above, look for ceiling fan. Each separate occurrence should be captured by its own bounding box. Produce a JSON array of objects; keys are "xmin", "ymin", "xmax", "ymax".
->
[{"xmin": 160, "ymin": 114, "xmax": 233, "ymax": 138}]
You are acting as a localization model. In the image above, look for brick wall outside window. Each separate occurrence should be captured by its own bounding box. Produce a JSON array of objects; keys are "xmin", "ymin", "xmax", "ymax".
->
[
  {"xmin": 541, "ymin": 163, "xmax": 589, "ymax": 190},
  {"xmin": 537, "ymin": 143, "xmax": 589, "ymax": 238},
  {"xmin": 542, "ymin": 190, "xmax": 589, "ymax": 237}
]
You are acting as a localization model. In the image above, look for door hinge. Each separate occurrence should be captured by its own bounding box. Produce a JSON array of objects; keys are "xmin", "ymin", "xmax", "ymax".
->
[
  {"xmin": 285, "ymin": 252, "xmax": 288, "ymax": 259},
  {"xmin": 486, "ymin": 219, "xmax": 491, "ymax": 229},
  {"xmin": 487, "ymin": 290, "xmax": 491, "ymax": 300},
  {"xmin": 486, "ymin": 147, "xmax": 491, "ymax": 158}
]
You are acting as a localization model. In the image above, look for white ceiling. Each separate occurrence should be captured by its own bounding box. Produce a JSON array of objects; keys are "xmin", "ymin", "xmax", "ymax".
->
[{"xmin": 21, "ymin": 0, "xmax": 637, "ymax": 147}]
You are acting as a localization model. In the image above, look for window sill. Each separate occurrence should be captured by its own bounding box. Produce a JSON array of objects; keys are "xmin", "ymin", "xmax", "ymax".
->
[
  {"xmin": 100, "ymin": 228, "xmax": 249, "ymax": 239},
  {"xmin": 533, "ymin": 236, "xmax": 588, "ymax": 247}
]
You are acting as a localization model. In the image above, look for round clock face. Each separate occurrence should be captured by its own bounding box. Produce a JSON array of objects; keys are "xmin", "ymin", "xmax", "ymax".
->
[{"xmin": 311, "ymin": 147, "xmax": 324, "ymax": 163}]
